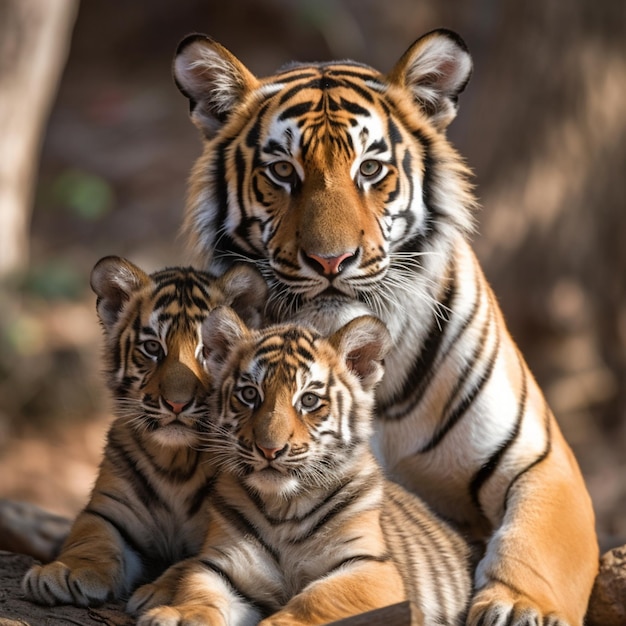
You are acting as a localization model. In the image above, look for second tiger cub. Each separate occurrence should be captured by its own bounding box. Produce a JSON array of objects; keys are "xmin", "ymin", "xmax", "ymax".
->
[
  {"xmin": 134, "ymin": 310, "xmax": 475, "ymax": 626},
  {"xmin": 22, "ymin": 256, "xmax": 266, "ymax": 607}
]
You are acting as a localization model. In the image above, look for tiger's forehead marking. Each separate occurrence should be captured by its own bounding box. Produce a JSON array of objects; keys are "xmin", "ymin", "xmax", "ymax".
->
[
  {"xmin": 256, "ymin": 64, "xmax": 390, "ymax": 163},
  {"xmin": 137, "ymin": 269, "xmax": 215, "ymax": 341},
  {"xmin": 242, "ymin": 327, "xmax": 328, "ymax": 386}
]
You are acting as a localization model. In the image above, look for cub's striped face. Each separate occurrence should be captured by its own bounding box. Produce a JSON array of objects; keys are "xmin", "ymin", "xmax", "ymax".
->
[
  {"xmin": 175, "ymin": 30, "xmax": 475, "ymax": 315},
  {"xmin": 202, "ymin": 309, "xmax": 390, "ymax": 498},
  {"xmin": 90, "ymin": 257, "xmax": 266, "ymax": 448}
]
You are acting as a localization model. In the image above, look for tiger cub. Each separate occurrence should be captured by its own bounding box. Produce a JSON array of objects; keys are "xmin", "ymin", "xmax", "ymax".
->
[
  {"xmin": 133, "ymin": 309, "xmax": 474, "ymax": 626},
  {"xmin": 22, "ymin": 256, "xmax": 266, "ymax": 607}
]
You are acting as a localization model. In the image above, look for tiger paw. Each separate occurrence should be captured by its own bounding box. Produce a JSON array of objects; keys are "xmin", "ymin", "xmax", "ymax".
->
[
  {"xmin": 21, "ymin": 560, "xmax": 113, "ymax": 606},
  {"xmin": 127, "ymin": 581, "xmax": 176, "ymax": 616},
  {"xmin": 259, "ymin": 612, "xmax": 308, "ymax": 626},
  {"xmin": 137, "ymin": 604, "xmax": 227, "ymax": 626},
  {"xmin": 467, "ymin": 583, "xmax": 571, "ymax": 626}
]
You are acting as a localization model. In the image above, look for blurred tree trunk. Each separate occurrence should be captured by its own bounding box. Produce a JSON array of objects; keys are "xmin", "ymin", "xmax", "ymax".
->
[{"xmin": 0, "ymin": 0, "xmax": 79, "ymax": 278}]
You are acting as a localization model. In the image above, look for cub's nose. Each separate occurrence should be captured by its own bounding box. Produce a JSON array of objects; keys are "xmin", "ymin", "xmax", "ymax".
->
[
  {"xmin": 256, "ymin": 443, "xmax": 289, "ymax": 460},
  {"xmin": 163, "ymin": 398, "xmax": 191, "ymax": 415}
]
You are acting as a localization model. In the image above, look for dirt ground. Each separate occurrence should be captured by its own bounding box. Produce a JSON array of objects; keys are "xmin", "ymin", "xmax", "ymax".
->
[{"xmin": 0, "ymin": 0, "xmax": 625, "ymax": 553}]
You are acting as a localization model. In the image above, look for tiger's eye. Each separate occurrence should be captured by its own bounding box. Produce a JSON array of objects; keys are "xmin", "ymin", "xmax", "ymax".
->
[
  {"xmin": 140, "ymin": 340, "xmax": 163, "ymax": 359},
  {"xmin": 359, "ymin": 159, "xmax": 382, "ymax": 178},
  {"xmin": 238, "ymin": 385, "xmax": 260, "ymax": 406},
  {"xmin": 300, "ymin": 392, "xmax": 320, "ymax": 409},
  {"xmin": 269, "ymin": 161, "xmax": 295, "ymax": 182}
]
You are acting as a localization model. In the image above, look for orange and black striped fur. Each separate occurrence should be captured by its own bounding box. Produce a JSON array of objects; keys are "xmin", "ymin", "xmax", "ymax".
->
[
  {"xmin": 173, "ymin": 29, "xmax": 599, "ymax": 625},
  {"xmin": 22, "ymin": 256, "xmax": 266, "ymax": 607},
  {"xmin": 133, "ymin": 310, "xmax": 474, "ymax": 626}
]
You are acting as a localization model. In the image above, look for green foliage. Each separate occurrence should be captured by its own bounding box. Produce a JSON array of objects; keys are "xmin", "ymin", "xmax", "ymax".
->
[{"xmin": 47, "ymin": 168, "xmax": 114, "ymax": 221}]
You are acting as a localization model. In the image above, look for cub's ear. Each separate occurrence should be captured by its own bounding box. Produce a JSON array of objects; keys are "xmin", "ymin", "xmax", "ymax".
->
[
  {"xmin": 201, "ymin": 306, "xmax": 249, "ymax": 371},
  {"xmin": 329, "ymin": 316, "xmax": 392, "ymax": 391},
  {"xmin": 217, "ymin": 264, "xmax": 267, "ymax": 329},
  {"xmin": 388, "ymin": 28, "xmax": 472, "ymax": 131},
  {"xmin": 173, "ymin": 33, "xmax": 259, "ymax": 138},
  {"xmin": 90, "ymin": 256, "xmax": 150, "ymax": 331}
]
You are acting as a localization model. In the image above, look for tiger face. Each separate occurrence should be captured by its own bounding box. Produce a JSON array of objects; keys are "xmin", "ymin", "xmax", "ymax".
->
[
  {"xmin": 90, "ymin": 256, "xmax": 267, "ymax": 448},
  {"xmin": 174, "ymin": 29, "xmax": 475, "ymax": 317},
  {"xmin": 201, "ymin": 308, "xmax": 390, "ymax": 498}
]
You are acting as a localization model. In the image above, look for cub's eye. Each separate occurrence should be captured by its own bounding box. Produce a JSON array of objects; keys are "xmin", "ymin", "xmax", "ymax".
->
[
  {"xmin": 140, "ymin": 340, "xmax": 163, "ymax": 360},
  {"xmin": 300, "ymin": 392, "xmax": 321, "ymax": 410},
  {"xmin": 237, "ymin": 385, "xmax": 260, "ymax": 407},
  {"xmin": 269, "ymin": 161, "xmax": 296, "ymax": 183},
  {"xmin": 359, "ymin": 159, "xmax": 382, "ymax": 178}
]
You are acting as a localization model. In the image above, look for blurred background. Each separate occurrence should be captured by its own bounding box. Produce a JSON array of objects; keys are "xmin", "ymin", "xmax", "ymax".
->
[{"xmin": 0, "ymin": 0, "xmax": 624, "ymax": 551}]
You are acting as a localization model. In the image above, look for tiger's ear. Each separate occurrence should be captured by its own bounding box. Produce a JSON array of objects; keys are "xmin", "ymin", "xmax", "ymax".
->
[
  {"xmin": 388, "ymin": 29, "xmax": 472, "ymax": 131},
  {"xmin": 216, "ymin": 264, "xmax": 267, "ymax": 329},
  {"xmin": 90, "ymin": 256, "xmax": 150, "ymax": 331},
  {"xmin": 329, "ymin": 316, "xmax": 392, "ymax": 391},
  {"xmin": 201, "ymin": 306, "xmax": 250, "ymax": 370},
  {"xmin": 173, "ymin": 33, "xmax": 259, "ymax": 138}
]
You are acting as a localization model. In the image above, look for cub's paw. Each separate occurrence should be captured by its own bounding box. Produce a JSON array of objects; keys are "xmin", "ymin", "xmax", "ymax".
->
[
  {"xmin": 137, "ymin": 604, "xmax": 226, "ymax": 626},
  {"xmin": 467, "ymin": 583, "xmax": 570, "ymax": 626},
  {"xmin": 22, "ymin": 561, "xmax": 112, "ymax": 606},
  {"xmin": 127, "ymin": 581, "xmax": 176, "ymax": 616}
]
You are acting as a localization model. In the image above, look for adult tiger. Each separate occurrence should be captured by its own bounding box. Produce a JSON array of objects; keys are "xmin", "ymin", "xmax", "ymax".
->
[
  {"xmin": 22, "ymin": 256, "xmax": 266, "ymax": 606},
  {"xmin": 133, "ymin": 310, "xmax": 475, "ymax": 626},
  {"xmin": 172, "ymin": 29, "xmax": 599, "ymax": 626}
]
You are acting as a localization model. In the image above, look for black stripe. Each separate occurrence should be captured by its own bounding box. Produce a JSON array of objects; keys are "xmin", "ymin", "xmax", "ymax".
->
[
  {"xmin": 323, "ymin": 553, "xmax": 391, "ymax": 579},
  {"xmin": 290, "ymin": 481, "xmax": 374, "ymax": 544},
  {"xmin": 278, "ymin": 101, "xmax": 313, "ymax": 120},
  {"xmin": 386, "ymin": 490, "xmax": 448, "ymax": 615},
  {"xmin": 106, "ymin": 432, "xmax": 169, "ymax": 512},
  {"xmin": 213, "ymin": 494, "xmax": 280, "ymax": 562},
  {"xmin": 294, "ymin": 344, "xmax": 315, "ymax": 363},
  {"xmin": 413, "ymin": 128, "xmax": 436, "ymax": 215},
  {"xmin": 83, "ymin": 507, "xmax": 146, "ymax": 561},
  {"xmin": 187, "ymin": 473, "xmax": 219, "ymax": 517},
  {"xmin": 469, "ymin": 352, "xmax": 528, "ymax": 515},
  {"xmin": 419, "ymin": 291, "xmax": 500, "ymax": 453},
  {"xmin": 213, "ymin": 139, "xmax": 230, "ymax": 223},
  {"xmin": 439, "ymin": 259, "xmax": 483, "ymax": 360},
  {"xmin": 381, "ymin": 504, "xmax": 419, "ymax": 603},
  {"xmin": 142, "ymin": 446, "xmax": 201, "ymax": 483},
  {"xmin": 338, "ymin": 97, "xmax": 371, "ymax": 117},
  {"xmin": 377, "ymin": 261, "xmax": 456, "ymax": 418},
  {"xmin": 502, "ymin": 403, "xmax": 552, "ymax": 513},
  {"xmin": 245, "ymin": 102, "xmax": 269, "ymax": 148},
  {"xmin": 243, "ymin": 476, "xmax": 355, "ymax": 527},
  {"xmin": 198, "ymin": 559, "xmax": 274, "ymax": 615}
]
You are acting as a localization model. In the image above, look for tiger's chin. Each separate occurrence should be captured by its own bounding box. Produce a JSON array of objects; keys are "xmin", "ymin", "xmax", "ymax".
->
[
  {"xmin": 148, "ymin": 422, "xmax": 201, "ymax": 448},
  {"xmin": 244, "ymin": 468, "xmax": 301, "ymax": 499}
]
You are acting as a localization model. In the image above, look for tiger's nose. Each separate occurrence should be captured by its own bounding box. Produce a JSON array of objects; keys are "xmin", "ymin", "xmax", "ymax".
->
[
  {"xmin": 163, "ymin": 398, "xmax": 191, "ymax": 414},
  {"xmin": 304, "ymin": 251, "xmax": 356, "ymax": 276},
  {"xmin": 256, "ymin": 443, "xmax": 288, "ymax": 460}
]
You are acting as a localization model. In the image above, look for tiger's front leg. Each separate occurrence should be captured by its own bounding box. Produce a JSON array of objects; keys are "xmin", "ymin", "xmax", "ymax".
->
[
  {"xmin": 128, "ymin": 559, "xmax": 194, "ymax": 616},
  {"xmin": 136, "ymin": 560, "xmax": 261, "ymax": 626},
  {"xmin": 259, "ymin": 560, "xmax": 405, "ymax": 626},
  {"xmin": 467, "ymin": 426, "xmax": 599, "ymax": 626},
  {"xmin": 22, "ymin": 512, "xmax": 141, "ymax": 606}
]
